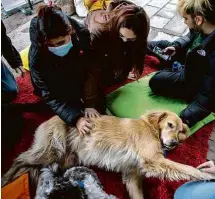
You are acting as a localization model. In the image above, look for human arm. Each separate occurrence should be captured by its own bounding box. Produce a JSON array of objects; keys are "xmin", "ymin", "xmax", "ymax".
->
[
  {"xmin": 1, "ymin": 21, "xmax": 25, "ymax": 76},
  {"xmin": 83, "ymin": 56, "xmax": 103, "ymax": 118},
  {"xmin": 29, "ymin": 17, "xmax": 90, "ymax": 129},
  {"xmin": 197, "ymin": 161, "xmax": 215, "ymax": 174},
  {"xmin": 162, "ymin": 31, "xmax": 194, "ymax": 56},
  {"xmin": 180, "ymin": 50, "xmax": 215, "ymax": 127}
]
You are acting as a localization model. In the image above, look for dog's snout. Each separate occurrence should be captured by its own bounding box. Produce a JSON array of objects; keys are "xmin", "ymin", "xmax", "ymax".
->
[{"xmin": 170, "ymin": 139, "xmax": 178, "ymax": 146}]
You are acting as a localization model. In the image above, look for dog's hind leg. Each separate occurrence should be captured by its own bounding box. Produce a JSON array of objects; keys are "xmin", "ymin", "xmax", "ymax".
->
[
  {"xmin": 2, "ymin": 118, "xmax": 69, "ymax": 187},
  {"xmin": 1, "ymin": 148, "xmax": 43, "ymax": 187},
  {"xmin": 142, "ymin": 157, "xmax": 215, "ymax": 181},
  {"xmin": 122, "ymin": 170, "xmax": 144, "ymax": 199}
]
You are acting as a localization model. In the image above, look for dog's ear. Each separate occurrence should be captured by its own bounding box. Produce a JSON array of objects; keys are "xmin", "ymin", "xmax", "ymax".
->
[
  {"xmin": 178, "ymin": 123, "xmax": 189, "ymax": 142},
  {"xmin": 142, "ymin": 111, "xmax": 167, "ymax": 125}
]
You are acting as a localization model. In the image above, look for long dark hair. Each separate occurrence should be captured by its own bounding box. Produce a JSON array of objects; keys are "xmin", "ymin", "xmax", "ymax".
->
[
  {"xmin": 36, "ymin": 4, "xmax": 72, "ymax": 44},
  {"xmin": 91, "ymin": 1, "xmax": 149, "ymax": 78},
  {"xmin": 114, "ymin": 5, "xmax": 149, "ymax": 77}
]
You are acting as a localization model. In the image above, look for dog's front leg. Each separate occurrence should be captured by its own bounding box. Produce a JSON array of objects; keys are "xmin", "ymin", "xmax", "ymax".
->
[
  {"xmin": 142, "ymin": 157, "xmax": 215, "ymax": 181},
  {"xmin": 122, "ymin": 170, "xmax": 144, "ymax": 199}
]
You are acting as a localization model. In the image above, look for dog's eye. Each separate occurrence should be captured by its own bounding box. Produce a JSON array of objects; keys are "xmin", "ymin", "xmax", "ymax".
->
[{"xmin": 168, "ymin": 122, "xmax": 174, "ymax": 128}]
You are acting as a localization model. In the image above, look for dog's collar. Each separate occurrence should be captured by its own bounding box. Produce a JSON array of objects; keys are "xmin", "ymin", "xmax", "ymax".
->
[
  {"xmin": 163, "ymin": 149, "xmax": 168, "ymax": 158},
  {"xmin": 76, "ymin": 180, "xmax": 84, "ymax": 189}
]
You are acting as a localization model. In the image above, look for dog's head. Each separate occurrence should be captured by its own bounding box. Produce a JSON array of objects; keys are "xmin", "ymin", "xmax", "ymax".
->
[{"xmin": 143, "ymin": 111, "xmax": 189, "ymax": 150}]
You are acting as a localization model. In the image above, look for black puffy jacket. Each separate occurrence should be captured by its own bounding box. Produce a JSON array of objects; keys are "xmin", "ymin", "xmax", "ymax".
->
[
  {"xmin": 1, "ymin": 21, "xmax": 23, "ymax": 68},
  {"xmin": 29, "ymin": 17, "xmax": 91, "ymax": 126},
  {"xmin": 173, "ymin": 29, "xmax": 215, "ymax": 127}
]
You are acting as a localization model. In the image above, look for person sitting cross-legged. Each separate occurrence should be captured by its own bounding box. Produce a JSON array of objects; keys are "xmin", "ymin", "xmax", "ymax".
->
[{"xmin": 148, "ymin": 0, "xmax": 215, "ymax": 127}]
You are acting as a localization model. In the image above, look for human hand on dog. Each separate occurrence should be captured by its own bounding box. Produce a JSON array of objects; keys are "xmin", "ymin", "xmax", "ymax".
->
[
  {"xmin": 85, "ymin": 108, "xmax": 100, "ymax": 118},
  {"xmin": 197, "ymin": 161, "xmax": 215, "ymax": 174},
  {"xmin": 76, "ymin": 117, "xmax": 93, "ymax": 136},
  {"xmin": 163, "ymin": 46, "xmax": 176, "ymax": 56}
]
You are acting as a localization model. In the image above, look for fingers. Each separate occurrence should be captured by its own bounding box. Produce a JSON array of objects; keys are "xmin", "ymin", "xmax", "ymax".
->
[
  {"xmin": 85, "ymin": 111, "xmax": 94, "ymax": 118},
  {"xmin": 128, "ymin": 72, "xmax": 135, "ymax": 80},
  {"xmin": 14, "ymin": 68, "xmax": 20, "ymax": 74},
  {"xmin": 77, "ymin": 118, "xmax": 93, "ymax": 136},
  {"xmin": 85, "ymin": 108, "xmax": 101, "ymax": 118},
  {"xmin": 85, "ymin": 111, "xmax": 89, "ymax": 118},
  {"xmin": 79, "ymin": 129, "xmax": 85, "ymax": 136},
  {"xmin": 171, "ymin": 51, "xmax": 176, "ymax": 56},
  {"xmin": 14, "ymin": 67, "xmax": 25, "ymax": 77},
  {"xmin": 90, "ymin": 111, "xmax": 100, "ymax": 118},
  {"xmin": 79, "ymin": 127, "xmax": 88, "ymax": 136},
  {"xmin": 19, "ymin": 67, "xmax": 25, "ymax": 77},
  {"xmin": 163, "ymin": 48, "xmax": 167, "ymax": 53},
  {"xmin": 79, "ymin": 125, "xmax": 91, "ymax": 135},
  {"xmin": 197, "ymin": 161, "xmax": 214, "ymax": 169},
  {"xmin": 94, "ymin": 111, "xmax": 101, "ymax": 118},
  {"xmin": 197, "ymin": 162, "xmax": 209, "ymax": 169},
  {"xmin": 163, "ymin": 47, "xmax": 175, "ymax": 56},
  {"xmin": 85, "ymin": 120, "xmax": 93, "ymax": 129},
  {"xmin": 201, "ymin": 167, "xmax": 215, "ymax": 174}
]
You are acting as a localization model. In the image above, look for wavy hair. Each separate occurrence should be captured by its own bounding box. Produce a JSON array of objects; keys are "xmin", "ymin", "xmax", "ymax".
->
[{"xmin": 91, "ymin": 1, "xmax": 149, "ymax": 78}]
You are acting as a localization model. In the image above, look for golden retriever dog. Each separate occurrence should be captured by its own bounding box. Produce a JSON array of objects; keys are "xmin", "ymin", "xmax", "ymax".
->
[{"xmin": 2, "ymin": 110, "xmax": 215, "ymax": 199}]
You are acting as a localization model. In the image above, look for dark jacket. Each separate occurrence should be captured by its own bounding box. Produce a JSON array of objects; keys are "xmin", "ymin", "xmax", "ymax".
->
[
  {"xmin": 83, "ymin": 0, "xmax": 149, "ymax": 110},
  {"xmin": 1, "ymin": 21, "xmax": 23, "ymax": 68},
  {"xmin": 29, "ymin": 17, "xmax": 91, "ymax": 126},
  {"xmin": 172, "ymin": 29, "xmax": 215, "ymax": 127}
]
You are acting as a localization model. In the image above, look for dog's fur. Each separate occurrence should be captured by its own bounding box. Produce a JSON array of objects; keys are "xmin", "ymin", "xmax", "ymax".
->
[
  {"xmin": 35, "ymin": 164, "xmax": 117, "ymax": 199},
  {"xmin": 2, "ymin": 110, "xmax": 215, "ymax": 199}
]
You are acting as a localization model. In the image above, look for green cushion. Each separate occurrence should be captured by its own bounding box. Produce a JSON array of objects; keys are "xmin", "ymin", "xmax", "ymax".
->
[{"xmin": 106, "ymin": 73, "xmax": 215, "ymax": 136}]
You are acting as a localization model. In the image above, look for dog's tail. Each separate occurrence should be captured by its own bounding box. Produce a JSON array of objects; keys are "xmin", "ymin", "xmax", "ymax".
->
[{"xmin": 1, "ymin": 149, "xmax": 42, "ymax": 189}]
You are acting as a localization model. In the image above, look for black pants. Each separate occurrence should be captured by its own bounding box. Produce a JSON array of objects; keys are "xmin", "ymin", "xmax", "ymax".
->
[{"xmin": 148, "ymin": 40, "xmax": 194, "ymax": 101}]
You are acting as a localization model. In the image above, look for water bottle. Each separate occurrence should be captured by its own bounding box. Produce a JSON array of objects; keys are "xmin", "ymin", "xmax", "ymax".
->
[{"xmin": 172, "ymin": 61, "xmax": 182, "ymax": 72}]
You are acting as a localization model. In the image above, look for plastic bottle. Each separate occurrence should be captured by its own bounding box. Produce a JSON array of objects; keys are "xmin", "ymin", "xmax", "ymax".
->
[{"xmin": 172, "ymin": 61, "xmax": 182, "ymax": 72}]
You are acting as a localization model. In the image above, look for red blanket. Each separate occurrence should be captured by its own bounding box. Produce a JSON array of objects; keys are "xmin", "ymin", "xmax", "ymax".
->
[{"xmin": 2, "ymin": 55, "xmax": 213, "ymax": 199}]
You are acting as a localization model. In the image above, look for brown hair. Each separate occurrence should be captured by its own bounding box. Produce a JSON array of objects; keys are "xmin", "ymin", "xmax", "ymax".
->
[{"xmin": 92, "ymin": 2, "xmax": 149, "ymax": 78}]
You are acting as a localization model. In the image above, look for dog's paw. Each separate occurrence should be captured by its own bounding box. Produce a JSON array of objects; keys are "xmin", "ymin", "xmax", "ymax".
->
[{"xmin": 197, "ymin": 171, "xmax": 215, "ymax": 181}]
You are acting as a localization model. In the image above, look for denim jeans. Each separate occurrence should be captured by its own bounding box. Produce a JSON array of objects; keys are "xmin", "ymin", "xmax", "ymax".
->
[
  {"xmin": 174, "ymin": 181, "xmax": 215, "ymax": 199},
  {"xmin": 1, "ymin": 61, "xmax": 18, "ymax": 103}
]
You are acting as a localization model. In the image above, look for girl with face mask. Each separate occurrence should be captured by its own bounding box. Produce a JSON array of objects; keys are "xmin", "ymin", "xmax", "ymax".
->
[
  {"xmin": 82, "ymin": 0, "xmax": 150, "ymax": 117},
  {"xmin": 29, "ymin": 4, "xmax": 94, "ymax": 135}
]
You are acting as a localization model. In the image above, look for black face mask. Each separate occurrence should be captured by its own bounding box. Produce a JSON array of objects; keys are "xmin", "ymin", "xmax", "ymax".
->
[{"xmin": 121, "ymin": 39, "xmax": 135, "ymax": 51}]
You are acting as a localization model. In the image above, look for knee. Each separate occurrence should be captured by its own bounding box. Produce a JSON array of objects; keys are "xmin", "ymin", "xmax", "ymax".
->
[
  {"xmin": 149, "ymin": 72, "xmax": 162, "ymax": 93},
  {"xmin": 147, "ymin": 41, "xmax": 154, "ymax": 52},
  {"xmin": 7, "ymin": 83, "xmax": 18, "ymax": 97},
  {"xmin": 2, "ymin": 85, "xmax": 18, "ymax": 103},
  {"xmin": 9, "ymin": 84, "xmax": 18, "ymax": 94},
  {"xmin": 174, "ymin": 183, "xmax": 190, "ymax": 199}
]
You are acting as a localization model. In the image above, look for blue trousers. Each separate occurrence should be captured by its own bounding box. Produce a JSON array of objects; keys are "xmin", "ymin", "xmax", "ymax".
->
[
  {"xmin": 1, "ymin": 61, "xmax": 18, "ymax": 103},
  {"xmin": 174, "ymin": 181, "xmax": 215, "ymax": 199}
]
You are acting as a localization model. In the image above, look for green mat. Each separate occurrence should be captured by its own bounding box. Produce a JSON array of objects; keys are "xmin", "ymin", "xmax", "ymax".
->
[{"xmin": 106, "ymin": 73, "xmax": 215, "ymax": 136}]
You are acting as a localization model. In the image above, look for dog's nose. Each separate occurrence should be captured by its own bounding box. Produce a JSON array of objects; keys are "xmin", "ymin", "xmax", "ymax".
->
[{"xmin": 170, "ymin": 139, "xmax": 178, "ymax": 146}]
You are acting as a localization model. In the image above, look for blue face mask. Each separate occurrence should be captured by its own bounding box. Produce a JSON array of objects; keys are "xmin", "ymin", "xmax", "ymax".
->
[{"xmin": 48, "ymin": 41, "xmax": 73, "ymax": 57}]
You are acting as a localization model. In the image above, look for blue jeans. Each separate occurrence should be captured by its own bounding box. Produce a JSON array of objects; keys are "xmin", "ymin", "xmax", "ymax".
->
[
  {"xmin": 1, "ymin": 61, "xmax": 18, "ymax": 103},
  {"xmin": 174, "ymin": 181, "xmax": 215, "ymax": 199}
]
